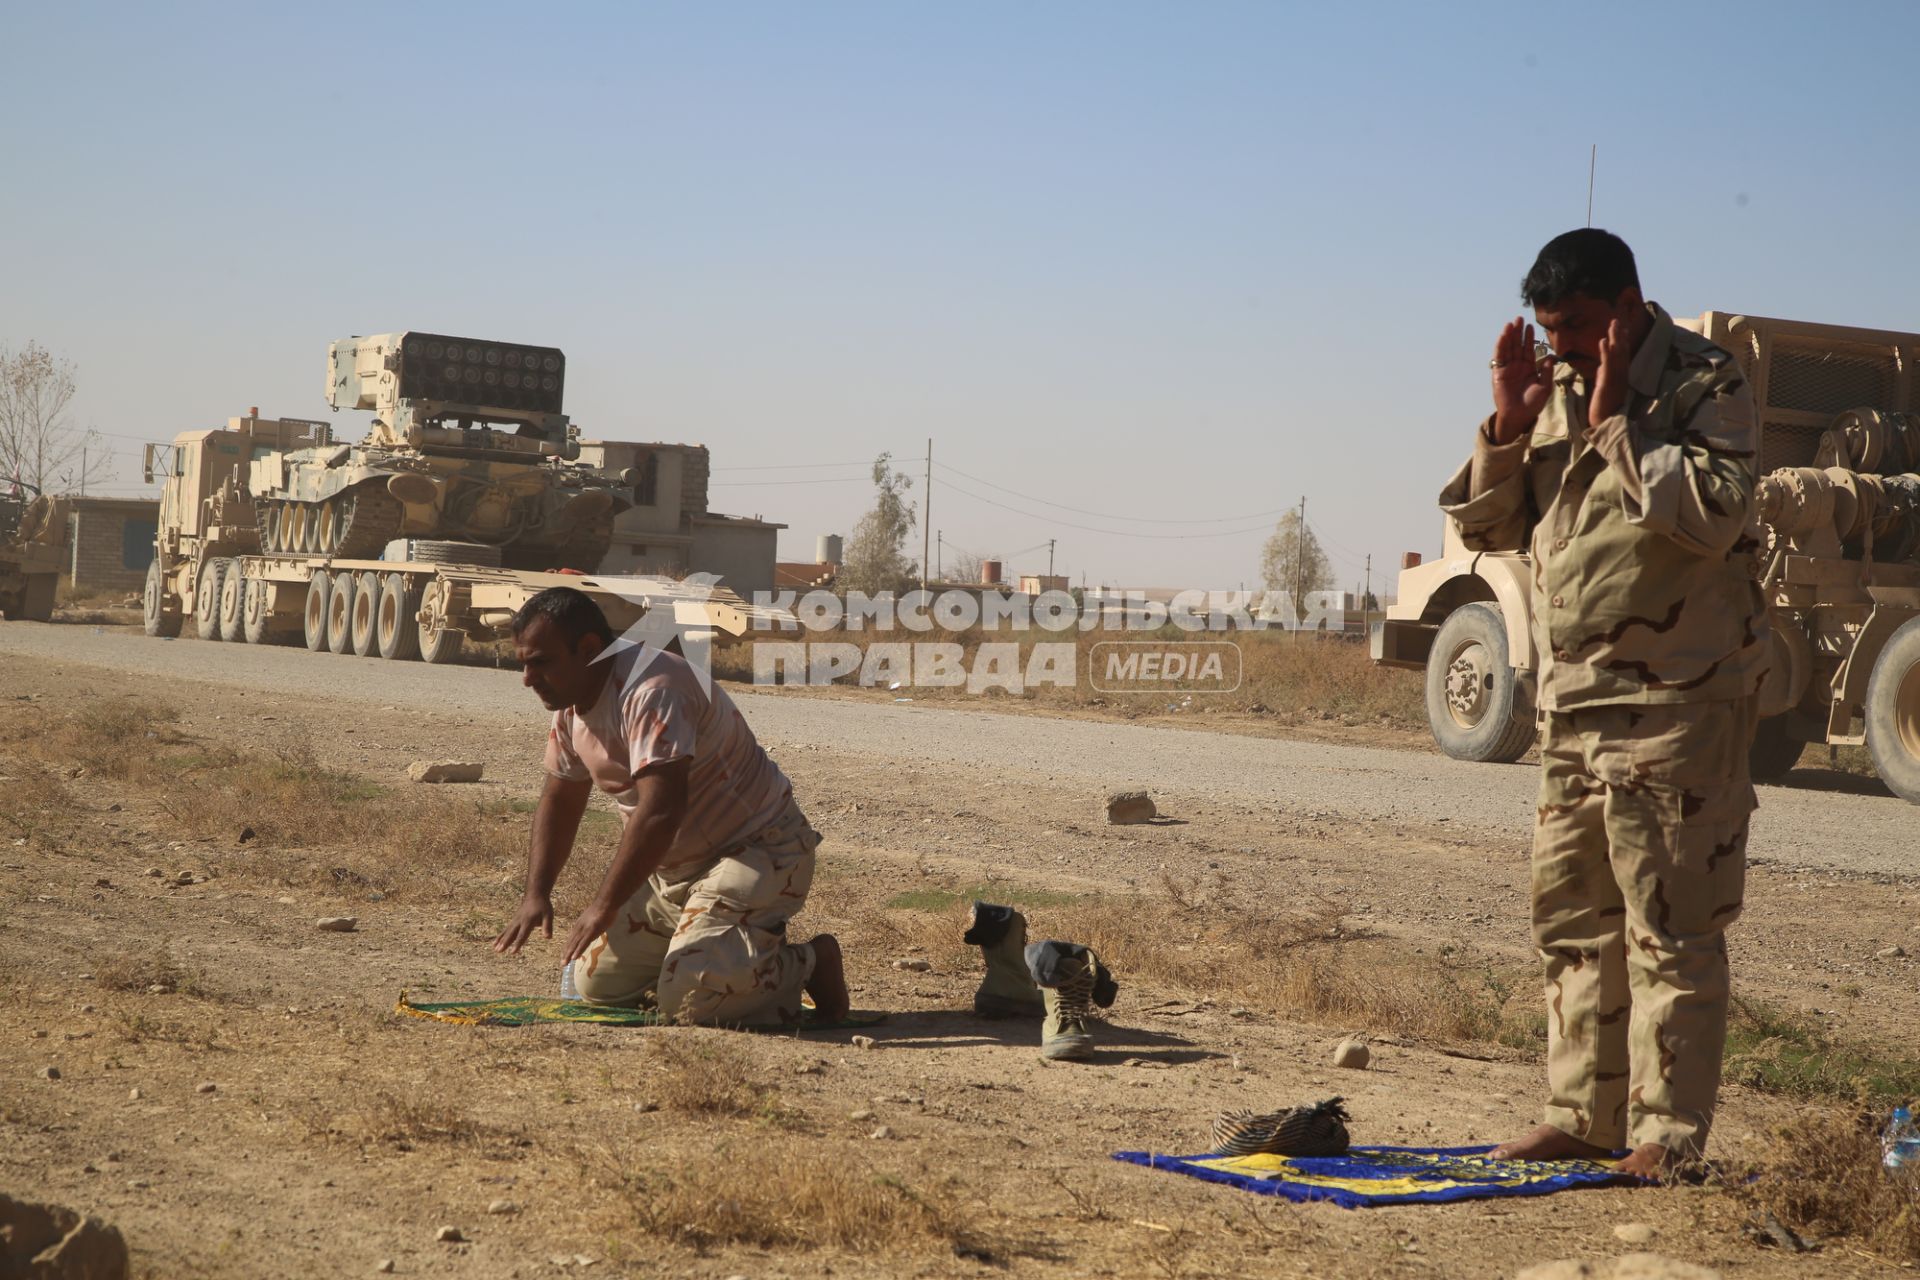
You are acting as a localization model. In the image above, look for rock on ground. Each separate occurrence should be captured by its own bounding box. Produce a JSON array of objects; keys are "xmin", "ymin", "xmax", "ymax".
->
[
  {"xmin": 1517, "ymin": 1254, "xmax": 1721, "ymax": 1280},
  {"xmin": 0, "ymin": 1192, "xmax": 130, "ymax": 1280},
  {"xmin": 1105, "ymin": 788, "xmax": 1156, "ymax": 824},
  {"xmin": 408, "ymin": 760, "xmax": 484, "ymax": 784}
]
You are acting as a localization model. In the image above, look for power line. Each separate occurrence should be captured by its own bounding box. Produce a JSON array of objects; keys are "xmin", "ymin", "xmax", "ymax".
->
[
  {"xmin": 933, "ymin": 458, "xmax": 1295, "ymax": 527},
  {"xmin": 713, "ymin": 459, "xmax": 894, "ymax": 472},
  {"xmin": 709, "ymin": 474, "xmax": 872, "ymax": 488},
  {"xmin": 933, "ymin": 475, "xmax": 1274, "ymax": 541}
]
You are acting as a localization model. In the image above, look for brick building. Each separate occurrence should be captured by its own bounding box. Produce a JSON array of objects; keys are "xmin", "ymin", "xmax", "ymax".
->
[{"xmin": 62, "ymin": 497, "xmax": 159, "ymax": 594}]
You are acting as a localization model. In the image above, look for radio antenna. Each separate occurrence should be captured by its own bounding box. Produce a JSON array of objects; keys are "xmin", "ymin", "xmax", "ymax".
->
[{"xmin": 1587, "ymin": 144, "xmax": 1597, "ymax": 226}]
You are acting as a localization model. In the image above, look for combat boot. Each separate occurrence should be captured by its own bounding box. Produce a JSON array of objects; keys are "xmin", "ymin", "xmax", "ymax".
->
[
  {"xmin": 1025, "ymin": 939, "xmax": 1118, "ymax": 1061},
  {"xmin": 964, "ymin": 901, "xmax": 1044, "ymax": 1018}
]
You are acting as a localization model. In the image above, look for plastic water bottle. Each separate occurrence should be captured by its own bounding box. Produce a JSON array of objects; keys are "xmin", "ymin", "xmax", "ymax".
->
[
  {"xmin": 1883, "ymin": 1106, "xmax": 1920, "ymax": 1172},
  {"xmin": 558, "ymin": 961, "xmax": 580, "ymax": 1002}
]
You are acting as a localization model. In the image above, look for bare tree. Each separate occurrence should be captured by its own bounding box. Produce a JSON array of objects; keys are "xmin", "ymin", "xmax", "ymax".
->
[
  {"xmin": 946, "ymin": 550, "xmax": 984, "ymax": 586},
  {"xmin": 1259, "ymin": 511, "xmax": 1335, "ymax": 615},
  {"xmin": 0, "ymin": 342, "xmax": 105, "ymax": 494},
  {"xmin": 839, "ymin": 452, "xmax": 917, "ymax": 595}
]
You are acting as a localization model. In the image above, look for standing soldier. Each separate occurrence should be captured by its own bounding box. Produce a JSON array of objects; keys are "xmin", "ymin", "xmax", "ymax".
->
[{"xmin": 1441, "ymin": 229, "xmax": 1767, "ymax": 1178}]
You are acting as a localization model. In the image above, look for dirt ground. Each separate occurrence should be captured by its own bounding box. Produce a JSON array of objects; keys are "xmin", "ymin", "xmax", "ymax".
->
[{"xmin": 4, "ymin": 639, "xmax": 1918, "ymax": 1278}]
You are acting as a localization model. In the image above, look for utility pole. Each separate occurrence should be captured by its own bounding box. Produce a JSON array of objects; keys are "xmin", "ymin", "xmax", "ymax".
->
[
  {"xmin": 1047, "ymin": 538, "xmax": 1055, "ymax": 579},
  {"xmin": 1363, "ymin": 553, "xmax": 1372, "ymax": 633},
  {"xmin": 921, "ymin": 438, "xmax": 932, "ymax": 591},
  {"xmin": 1292, "ymin": 495, "xmax": 1306, "ymax": 635},
  {"xmin": 936, "ymin": 530, "xmax": 943, "ymax": 581},
  {"xmin": 80, "ymin": 447, "xmax": 87, "ymax": 497}
]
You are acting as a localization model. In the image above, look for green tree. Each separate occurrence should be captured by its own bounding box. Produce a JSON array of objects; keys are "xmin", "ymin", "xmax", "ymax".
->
[{"xmin": 840, "ymin": 452, "xmax": 918, "ymax": 595}]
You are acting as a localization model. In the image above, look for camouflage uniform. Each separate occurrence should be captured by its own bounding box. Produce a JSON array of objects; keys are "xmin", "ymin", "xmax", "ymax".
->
[
  {"xmin": 571, "ymin": 798, "xmax": 820, "ymax": 1026},
  {"xmin": 1439, "ymin": 302, "xmax": 1767, "ymax": 1156}
]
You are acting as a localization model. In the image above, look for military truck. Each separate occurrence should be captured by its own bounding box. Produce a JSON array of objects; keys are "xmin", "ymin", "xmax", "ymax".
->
[
  {"xmin": 143, "ymin": 334, "xmax": 778, "ymax": 659},
  {"xmin": 1374, "ymin": 311, "xmax": 1920, "ymax": 804},
  {"xmin": 0, "ymin": 482, "xmax": 66, "ymax": 622}
]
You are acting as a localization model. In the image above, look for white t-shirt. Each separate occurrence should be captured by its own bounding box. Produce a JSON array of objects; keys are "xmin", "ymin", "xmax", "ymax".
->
[{"xmin": 544, "ymin": 646, "xmax": 794, "ymax": 873}]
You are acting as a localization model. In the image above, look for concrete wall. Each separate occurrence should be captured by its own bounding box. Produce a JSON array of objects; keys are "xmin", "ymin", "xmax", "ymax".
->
[
  {"xmin": 64, "ymin": 499, "xmax": 158, "ymax": 595},
  {"xmin": 689, "ymin": 519, "xmax": 779, "ymax": 598}
]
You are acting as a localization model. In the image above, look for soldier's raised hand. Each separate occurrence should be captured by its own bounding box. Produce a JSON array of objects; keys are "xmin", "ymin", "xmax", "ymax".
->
[
  {"xmin": 1490, "ymin": 317, "xmax": 1554, "ymax": 443},
  {"xmin": 1587, "ymin": 317, "xmax": 1629, "ymax": 425}
]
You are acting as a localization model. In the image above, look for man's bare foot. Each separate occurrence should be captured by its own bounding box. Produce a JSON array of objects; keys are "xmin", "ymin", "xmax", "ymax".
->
[
  {"xmin": 1488, "ymin": 1123, "xmax": 1615, "ymax": 1162},
  {"xmin": 804, "ymin": 933, "xmax": 850, "ymax": 1022},
  {"xmin": 1613, "ymin": 1142, "xmax": 1671, "ymax": 1180}
]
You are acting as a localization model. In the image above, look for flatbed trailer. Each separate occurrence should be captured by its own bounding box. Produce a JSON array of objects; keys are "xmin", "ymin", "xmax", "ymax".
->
[{"xmin": 155, "ymin": 550, "xmax": 782, "ymax": 661}]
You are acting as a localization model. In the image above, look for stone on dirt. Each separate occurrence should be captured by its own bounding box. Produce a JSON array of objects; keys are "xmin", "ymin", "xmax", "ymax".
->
[
  {"xmin": 315, "ymin": 917, "xmax": 359, "ymax": 933},
  {"xmin": 196, "ymin": 1082, "xmax": 216, "ymax": 1094},
  {"xmin": 1613, "ymin": 1223, "xmax": 1658, "ymax": 1245},
  {"xmin": 409, "ymin": 760, "xmax": 485, "ymax": 784},
  {"xmin": 1105, "ymin": 789, "xmax": 1157, "ymax": 825},
  {"xmin": 892, "ymin": 958, "xmax": 931, "ymax": 971},
  {"xmin": 0, "ymin": 1192, "xmax": 131, "ymax": 1280},
  {"xmin": 1333, "ymin": 1038, "xmax": 1370, "ymax": 1069},
  {"xmin": 849, "ymin": 1034, "xmax": 876, "ymax": 1049},
  {"xmin": 376, "ymin": 1262, "xmax": 395, "ymax": 1275},
  {"xmin": 435, "ymin": 1226, "xmax": 465, "ymax": 1243},
  {"xmin": 38, "ymin": 1065, "xmax": 60, "ymax": 1080},
  {"xmin": 487, "ymin": 1199, "xmax": 518, "ymax": 1215}
]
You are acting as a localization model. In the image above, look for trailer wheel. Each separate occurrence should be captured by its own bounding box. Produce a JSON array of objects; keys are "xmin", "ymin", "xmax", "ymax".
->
[
  {"xmin": 16, "ymin": 574, "xmax": 56, "ymax": 622},
  {"xmin": 195, "ymin": 559, "xmax": 229, "ymax": 640},
  {"xmin": 326, "ymin": 569, "xmax": 357, "ymax": 655},
  {"xmin": 303, "ymin": 569, "xmax": 331, "ymax": 651},
  {"xmin": 378, "ymin": 573, "xmax": 422, "ymax": 661},
  {"xmin": 242, "ymin": 577, "xmax": 272, "ymax": 645},
  {"xmin": 1424, "ymin": 602, "xmax": 1536, "ymax": 763},
  {"xmin": 419, "ymin": 618, "xmax": 464, "ymax": 665},
  {"xmin": 1748, "ymin": 713, "xmax": 1807, "ymax": 782},
  {"xmin": 217, "ymin": 563, "xmax": 248, "ymax": 642},
  {"xmin": 349, "ymin": 571, "xmax": 381, "ymax": 656},
  {"xmin": 1865, "ymin": 616, "xmax": 1920, "ymax": 805}
]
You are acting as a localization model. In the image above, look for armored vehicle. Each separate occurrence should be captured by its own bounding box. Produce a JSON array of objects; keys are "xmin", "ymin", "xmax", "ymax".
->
[
  {"xmin": 1375, "ymin": 311, "xmax": 1920, "ymax": 804},
  {"xmin": 0, "ymin": 482, "xmax": 66, "ymax": 621},
  {"xmin": 249, "ymin": 333, "xmax": 627, "ymax": 569}
]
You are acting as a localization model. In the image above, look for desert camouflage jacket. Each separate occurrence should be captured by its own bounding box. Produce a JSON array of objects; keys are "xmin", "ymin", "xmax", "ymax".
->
[{"xmin": 1440, "ymin": 302, "xmax": 1768, "ymax": 711}]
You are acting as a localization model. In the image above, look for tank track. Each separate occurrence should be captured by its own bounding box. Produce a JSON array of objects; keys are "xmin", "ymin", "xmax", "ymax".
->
[{"xmin": 262, "ymin": 487, "xmax": 404, "ymax": 558}]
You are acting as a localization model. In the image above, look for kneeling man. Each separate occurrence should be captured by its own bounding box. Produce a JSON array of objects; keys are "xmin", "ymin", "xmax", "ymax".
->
[{"xmin": 494, "ymin": 586, "xmax": 848, "ymax": 1025}]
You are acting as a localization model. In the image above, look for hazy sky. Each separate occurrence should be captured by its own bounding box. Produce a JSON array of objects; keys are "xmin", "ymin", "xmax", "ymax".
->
[{"xmin": 6, "ymin": 1, "xmax": 1919, "ymax": 593}]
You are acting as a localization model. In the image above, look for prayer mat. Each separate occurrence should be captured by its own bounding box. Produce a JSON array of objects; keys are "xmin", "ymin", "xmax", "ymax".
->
[
  {"xmin": 1112, "ymin": 1144, "xmax": 1631, "ymax": 1207},
  {"xmin": 394, "ymin": 992, "xmax": 886, "ymax": 1030}
]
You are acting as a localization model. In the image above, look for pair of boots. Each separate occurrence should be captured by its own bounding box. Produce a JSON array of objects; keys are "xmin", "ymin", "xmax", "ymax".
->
[{"xmin": 964, "ymin": 901, "xmax": 1117, "ymax": 1060}]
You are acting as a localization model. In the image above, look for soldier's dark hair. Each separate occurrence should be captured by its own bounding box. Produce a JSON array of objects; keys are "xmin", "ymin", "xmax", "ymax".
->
[
  {"xmin": 1521, "ymin": 229, "xmax": 1640, "ymax": 308},
  {"xmin": 511, "ymin": 586, "xmax": 614, "ymax": 648}
]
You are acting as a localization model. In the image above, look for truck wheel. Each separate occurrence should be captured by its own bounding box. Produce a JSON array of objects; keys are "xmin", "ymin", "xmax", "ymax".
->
[
  {"xmin": 217, "ymin": 563, "xmax": 248, "ymax": 642},
  {"xmin": 419, "ymin": 618, "xmax": 464, "ymax": 665},
  {"xmin": 144, "ymin": 559, "xmax": 182, "ymax": 637},
  {"xmin": 303, "ymin": 569, "xmax": 331, "ymax": 651},
  {"xmin": 326, "ymin": 569, "xmax": 357, "ymax": 655},
  {"xmin": 378, "ymin": 573, "xmax": 422, "ymax": 661},
  {"xmin": 1425, "ymin": 602, "xmax": 1536, "ymax": 763},
  {"xmin": 195, "ymin": 559, "xmax": 229, "ymax": 640},
  {"xmin": 1865, "ymin": 616, "xmax": 1920, "ymax": 805},
  {"xmin": 1748, "ymin": 713, "xmax": 1806, "ymax": 782},
  {"xmin": 349, "ymin": 571, "xmax": 381, "ymax": 656},
  {"xmin": 242, "ymin": 577, "xmax": 273, "ymax": 645},
  {"xmin": 19, "ymin": 574, "xmax": 56, "ymax": 622}
]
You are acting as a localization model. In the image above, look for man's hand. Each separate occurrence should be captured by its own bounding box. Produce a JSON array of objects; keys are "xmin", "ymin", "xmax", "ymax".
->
[
  {"xmin": 1490, "ymin": 317, "xmax": 1555, "ymax": 444},
  {"xmin": 1588, "ymin": 316, "xmax": 1629, "ymax": 425},
  {"xmin": 493, "ymin": 894, "xmax": 554, "ymax": 955},
  {"xmin": 561, "ymin": 899, "xmax": 620, "ymax": 968}
]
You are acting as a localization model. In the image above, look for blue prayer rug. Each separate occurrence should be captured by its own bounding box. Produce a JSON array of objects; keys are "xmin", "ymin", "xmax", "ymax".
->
[{"xmin": 1112, "ymin": 1144, "xmax": 1632, "ymax": 1208}]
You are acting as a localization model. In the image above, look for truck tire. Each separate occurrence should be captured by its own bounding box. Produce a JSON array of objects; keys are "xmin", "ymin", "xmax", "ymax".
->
[
  {"xmin": 143, "ymin": 559, "xmax": 182, "ymax": 638},
  {"xmin": 1865, "ymin": 615, "xmax": 1920, "ymax": 805},
  {"xmin": 326, "ymin": 569, "xmax": 357, "ymax": 655},
  {"xmin": 19, "ymin": 573, "xmax": 56, "ymax": 622},
  {"xmin": 217, "ymin": 563, "xmax": 248, "ymax": 642},
  {"xmin": 195, "ymin": 559, "xmax": 229, "ymax": 640},
  {"xmin": 1425, "ymin": 602, "xmax": 1536, "ymax": 764},
  {"xmin": 377, "ymin": 572, "xmax": 422, "ymax": 661},
  {"xmin": 419, "ymin": 618, "xmax": 464, "ymax": 665},
  {"xmin": 242, "ymin": 577, "xmax": 273, "ymax": 645},
  {"xmin": 349, "ymin": 570, "xmax": 381, "ymax": 656},
  {"xmin": 303, "ymin": 569, "xmax": 331, "ymax": 651},
  {"xmin": 1748, "ymin": 713, "xmax": 1806, "ymax": 782}
]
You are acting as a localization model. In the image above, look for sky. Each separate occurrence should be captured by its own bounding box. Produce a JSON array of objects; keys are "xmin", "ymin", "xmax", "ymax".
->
[{"xmin": 6, "ymin": 1, "xmax": 1920, "ymax": 594}]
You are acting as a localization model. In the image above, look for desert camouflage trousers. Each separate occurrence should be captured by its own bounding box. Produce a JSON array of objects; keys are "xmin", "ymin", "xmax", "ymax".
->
[
  {"xmin": 569, "ymin": 798, "xmax": 820, "ymax": 1026},
  {"xmin": 1532, "ymin": 698, "xmax": 1757, "ymax": 1156}
]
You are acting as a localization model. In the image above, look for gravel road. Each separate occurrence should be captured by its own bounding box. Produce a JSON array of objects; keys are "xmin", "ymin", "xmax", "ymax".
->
[{"xmin": 4, "ymin": 622, "xmax": 1913, "ymax": 878}]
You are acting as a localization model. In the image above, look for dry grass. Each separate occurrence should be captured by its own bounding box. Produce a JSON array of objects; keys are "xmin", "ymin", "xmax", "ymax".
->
[
  {"xmin": 644, "ymin": 1035, "xmax": 790, "ymax": 1122},
  {"xmin": 711, "ymin": 621, "xmax": 1426, "ymax": 728},
  {"xmin": 586, "ymin": 1136, "xmax": 982, "ymax": 1256},
  {"xmin": 95, "ymin": 943, "xmax": 200, "ymax": 995},
  {"xmin": 0, "ymin": 697, "xmax": 530, "ymax": 904},
  {"xmin": 882, "ymin": 880, "xmax": 1530, "ymax": 1046},
  {"xmin": 1740, "ymin": 1106, "xmax": 1920, "ymax": 1263}
]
